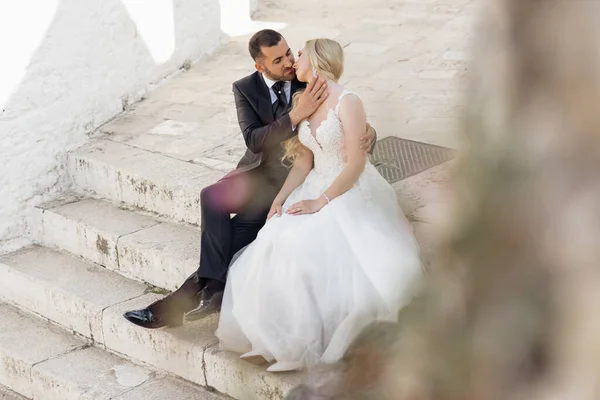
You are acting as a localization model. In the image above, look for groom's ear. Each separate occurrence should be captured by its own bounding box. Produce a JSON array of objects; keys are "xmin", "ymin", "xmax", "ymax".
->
[{"xmin": 255, "ymin": 62, "xmax": 265, "ymax": 73}]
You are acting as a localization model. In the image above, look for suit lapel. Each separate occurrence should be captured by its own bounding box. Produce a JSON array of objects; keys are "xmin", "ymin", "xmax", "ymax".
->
[{"xmin": 254, "ymin": 72, "xmax": 274, "ymax": 124}]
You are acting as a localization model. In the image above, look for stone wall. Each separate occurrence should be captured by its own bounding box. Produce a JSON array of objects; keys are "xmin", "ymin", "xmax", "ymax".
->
[{"xmin": 0, "ymin": 0, "xmax": 226, "ymax": 252}]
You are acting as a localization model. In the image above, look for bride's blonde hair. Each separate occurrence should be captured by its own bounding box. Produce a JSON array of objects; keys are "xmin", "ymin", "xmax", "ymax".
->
[{"xmin": 283, "ymin": 38, "xmax": 345, "ymax": 162}]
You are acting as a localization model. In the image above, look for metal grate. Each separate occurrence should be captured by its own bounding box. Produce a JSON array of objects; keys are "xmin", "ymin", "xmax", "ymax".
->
[{"xmin": 370, "ymin": 137, "xmax": 454, "ymax": 184}]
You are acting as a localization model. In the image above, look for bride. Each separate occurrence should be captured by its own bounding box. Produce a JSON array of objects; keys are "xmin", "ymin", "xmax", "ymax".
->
[{"xmin": 215, "ymin": 38, "xmax": 423, "ymax": 372}]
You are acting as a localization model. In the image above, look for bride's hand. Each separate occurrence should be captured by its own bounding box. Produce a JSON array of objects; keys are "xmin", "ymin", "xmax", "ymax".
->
[
  {"xmin": 287, "ymin": 197, "xmax": 327, "ymax": 216},
  {"xmin": 267, "ymin": 201, "xmax": 283, "ymax": 221}
]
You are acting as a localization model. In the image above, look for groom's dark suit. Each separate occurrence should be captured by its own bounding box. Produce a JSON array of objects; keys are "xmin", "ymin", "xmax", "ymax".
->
[
  {"xmin": 127, "ymin": 72, "xmax": 307, "ymax": 325},
  {"xmin": 199, "ymin": 72, "xmax": 307, "ymax": 283}
]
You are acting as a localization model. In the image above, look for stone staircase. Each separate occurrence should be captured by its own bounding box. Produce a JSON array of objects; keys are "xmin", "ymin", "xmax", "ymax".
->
[
  {"xmin": 0, "ymin": 245, "xmax": 299, "ymax": 399},
  {"xmin": 0, "ymin": 0, "xmax": 476, "ymax": 398},
  {"xmin": 0, "ymin": 141, "xmax": 448, "ymax": 399},
  {"xmin": 0, "ymin": 139, "xmax": 306, "ymax": 398},
  {"xmin": 0, "ymin": 160, "xmax": 447, "ymax": 400},
  {"xmin": 0, "ymin": 147, "xmax": 304, "ymax": 398},
  {"xmin": 0, "ymin": 301, "xmax": 223, "ymax": 399}
]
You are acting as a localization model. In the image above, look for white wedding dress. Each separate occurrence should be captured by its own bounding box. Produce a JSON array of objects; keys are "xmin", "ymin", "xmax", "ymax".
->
[{"xmin": 216, "ymin": 90, "xmax": 423, "ymax": 371}]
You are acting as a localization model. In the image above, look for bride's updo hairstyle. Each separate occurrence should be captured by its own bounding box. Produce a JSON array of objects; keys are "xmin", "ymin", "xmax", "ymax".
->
[{"xmin": 283, "ymin": 38, "xmax": 344, "ymax": 162}]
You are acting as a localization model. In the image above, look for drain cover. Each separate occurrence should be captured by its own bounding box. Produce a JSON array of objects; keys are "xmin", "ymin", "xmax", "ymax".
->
[{"xmin": 370, "ymin": 137, "xmax": 454, "ymax": 184}]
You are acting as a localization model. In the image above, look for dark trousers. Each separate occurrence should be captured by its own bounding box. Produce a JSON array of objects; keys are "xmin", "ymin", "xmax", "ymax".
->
[{"xmin": 153, "ymin": 167, "xmax": 279, "ymax": 314}]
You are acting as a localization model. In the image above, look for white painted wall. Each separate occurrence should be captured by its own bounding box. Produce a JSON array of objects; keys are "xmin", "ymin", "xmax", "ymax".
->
[
  {"xmin": 220, "ymin": 0, "xmax": 261, "ymax": 36},
  {"xmin": 0, "ymin": 0, "xmax": 225, "ymax": 252}
]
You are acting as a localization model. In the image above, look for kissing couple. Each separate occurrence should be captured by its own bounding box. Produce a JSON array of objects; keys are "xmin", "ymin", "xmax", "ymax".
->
[{"xmin": 124, "ymin": 29, "xmax": 423, "ymax": 373}]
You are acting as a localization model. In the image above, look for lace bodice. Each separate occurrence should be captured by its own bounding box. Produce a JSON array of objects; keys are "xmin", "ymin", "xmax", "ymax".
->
[
  {"xmin": 295, "ymin": 89, "xmax": 383, "ymax": 208},
  {"xmin": 298, "ymin": 90, "xmax": 354, "ymax": 177}
]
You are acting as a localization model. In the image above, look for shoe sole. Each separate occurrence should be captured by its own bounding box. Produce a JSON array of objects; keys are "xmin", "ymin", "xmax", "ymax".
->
[{"xmin": 184, "ymin": 306, "xmax": 220, "ymax": 322}]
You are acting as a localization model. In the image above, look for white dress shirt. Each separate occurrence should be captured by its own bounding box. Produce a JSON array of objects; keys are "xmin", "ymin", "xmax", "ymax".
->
[{"xmin": 262, "ymin": 74, "xmax": 292, "ymax": 105}]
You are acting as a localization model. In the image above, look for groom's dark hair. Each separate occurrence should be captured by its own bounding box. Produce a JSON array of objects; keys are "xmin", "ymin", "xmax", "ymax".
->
[{"xmin": 249, "ymin": 29, "xmax": 283, "ymax": 61}]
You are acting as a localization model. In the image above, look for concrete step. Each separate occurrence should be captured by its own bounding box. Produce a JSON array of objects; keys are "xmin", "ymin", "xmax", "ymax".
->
[
  {"xmin": 68, "ymin": 139, "xmax": 226, "ymax": 226},
  {"xmin": 0, "ymin": 302, "xmax": 223, "ymax": 400},
  {"xmin": 0, "ymin": 384, "xmax": 28, "ymax": 400},
  {"xmin": 0, "ymin": 246, "xmax": 303, "ymax": 399},
  {"xmin": 34, "ymin": 195, "xmax": 200, "ymax": 291}
]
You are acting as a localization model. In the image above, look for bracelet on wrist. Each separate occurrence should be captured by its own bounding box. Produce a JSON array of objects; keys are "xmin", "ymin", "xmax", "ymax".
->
[{"xmin": 322, "ymin": 193, "xmax": 331, "ymax": 204}]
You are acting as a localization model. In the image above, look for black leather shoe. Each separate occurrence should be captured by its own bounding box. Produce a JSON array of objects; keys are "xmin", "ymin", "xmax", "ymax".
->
[
  {"xmin": 185, "ymin": 289, "xmax": 224, "ymax": 321},
  {"xmin": 123, "ymin": 304, "xmax": 183, "ymax": 329}
]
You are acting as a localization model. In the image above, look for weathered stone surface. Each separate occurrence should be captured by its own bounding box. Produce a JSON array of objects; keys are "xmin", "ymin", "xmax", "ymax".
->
[
  {"xmin": 37, "ymin": 198, "xmax": 159, "ymax": 269},
  {"xmin": 0, "ymin": 303, "xmax": 221, "ymax": 400},
  {"xmin": 36, "ymin": 197, "xmax": 199, "ymax": 290},
  {"xmin": 117, "ymin": 223, "xmax": 201, "ymax": 291},
  {"xmin": 393, "ymin": 160, "xmax": 455, "ymax": 260},
  {"xmin": 0, "ymin": 242, "xmax": 305, "ymax": 399},
  {"xmin": 101, "ymin": 294, "xmax": 215, "ymax": 387},
  {"xmin": 116, "ymin": 376, "xmax": 225, "ymax": 400},
  {"xmin": 0, "ymin": 303, "xmax": 85, "ymax": 398},
  {"xmin": 30, "ymin": 347, "xmax": 153, "ymax": 400},
  {"xmin": 68, "ymin": 140, "xmax": 225, "ymax": 226},
  {"xmin": 103, "ymin": 294, "xmax": 304, "ymax": 399},
  {"xmin": 0, "ymin": 246, "xmax": 148, "ymax": 343},
  {"xmin": 0, "ymin": 384, "xmax": 28, "ymax": 400},
  {"xmin": 204, "ymin": 345, "xmax": 305, "ymax": 400}
]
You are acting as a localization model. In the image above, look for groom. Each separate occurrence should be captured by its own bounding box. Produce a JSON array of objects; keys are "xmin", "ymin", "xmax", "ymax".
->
[{"xmin": 123, "ymin": 29, "xmax": 376, "ymax": 329}]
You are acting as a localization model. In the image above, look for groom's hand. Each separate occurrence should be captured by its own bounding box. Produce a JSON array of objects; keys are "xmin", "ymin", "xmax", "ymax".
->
[
  {"xmin": 360, "ymin": 123, "xmax": 376, "ymax": 154},
  {"xmin": 289, "ymin": 76, "xmax": 328, "ymax": 126}
]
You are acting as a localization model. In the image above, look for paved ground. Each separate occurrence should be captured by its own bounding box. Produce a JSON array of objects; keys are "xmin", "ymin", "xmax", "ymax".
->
[{"xmin": 101, "ymin": 0, "xmax": 477, "ymax": 171}]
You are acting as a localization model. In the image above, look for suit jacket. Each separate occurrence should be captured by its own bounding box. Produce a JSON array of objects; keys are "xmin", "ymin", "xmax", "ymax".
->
[{"xmin": 232, "ymin": 71, "xmax": 306, "ymax": 187}]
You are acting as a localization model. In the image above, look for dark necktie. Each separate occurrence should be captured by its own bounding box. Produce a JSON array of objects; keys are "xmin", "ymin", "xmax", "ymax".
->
[{"xmin": 272, "ymin": 81, "xmax": 288, "ymax": 119}]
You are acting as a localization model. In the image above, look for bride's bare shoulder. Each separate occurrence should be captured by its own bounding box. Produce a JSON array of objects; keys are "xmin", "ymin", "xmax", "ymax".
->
[{"xmin": 337, "ymin": 89, "xmax": 363, "ymax": 110}]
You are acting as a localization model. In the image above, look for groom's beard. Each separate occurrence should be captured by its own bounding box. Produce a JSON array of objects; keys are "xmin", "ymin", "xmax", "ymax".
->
[{"xmin": 263, "ymin": 66, "xmax": 296, "ymax": 82}]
